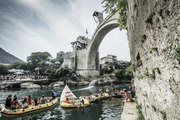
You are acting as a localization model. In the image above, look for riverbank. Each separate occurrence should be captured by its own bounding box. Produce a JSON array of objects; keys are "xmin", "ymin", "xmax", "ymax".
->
[{"xmin": 121, "ymin": 102, "xmax": 138, "ymax": 120}]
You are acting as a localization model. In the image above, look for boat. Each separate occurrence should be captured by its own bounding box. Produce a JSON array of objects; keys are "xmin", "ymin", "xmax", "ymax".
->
[
  {"xmin": 60, "ymin": 85, "xmax": 90, "ymax": 108},
  {"xmin": 0, "ymin": 98, "xmax": 58, "ymax": 117},
  {"xmin": 87, "ymin": 96, "xmax": 100, "ymax": 103},
  {"xmin": 91, "ymin": 93, "xmax": 110, "ymax": 100},
  {"xmin": 99, "ymin": 93, "xmax": 110, "ymax": 99},
  {"xmin": 111, "ymin": 93, "xmax": 123, "ymax": 98}
]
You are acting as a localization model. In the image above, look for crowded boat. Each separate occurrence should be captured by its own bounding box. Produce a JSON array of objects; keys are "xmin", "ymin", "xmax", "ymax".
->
[{"xmin": 0, "ymin": 92, "xmax": 58, "ymax": 117}]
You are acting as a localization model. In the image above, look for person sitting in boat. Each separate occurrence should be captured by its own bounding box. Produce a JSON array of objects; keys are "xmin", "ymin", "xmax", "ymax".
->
[
  {"xmin": 34, "ymin": 97, "xmax": 39, "ymax": 106},
  {"xmin": 5, "ymin": 95, "xmax": 12, "ymax": 109},
  {"xmin": 27, "ymin": 95, "xmax": 34, "ymax": 105},
  {"xmin": 100, "ymin": 90, "xmax": 103, "ymax": 96},
  {"xmin": 80, "ymin": 98, "xmax": 85, "ymax": 106},
  {"xmin": 38, "ymin": 97, "xmax": 41, "ymax": 103},
  {"xmin": 22, "ymin": 98, "xmax": 29, "ymax": 109},
  {"xmin": 87, "ymin": 96, "xmax": 91, "ymax": 101},
  {"xmin": 40, "ymin": 95, "xmax": 48, "ymax": 104},
  {"xmin": 64, "ymin": 98, "xmax": 71, "ymax": 104},
  {"xmin": 94, "ymin": 93, "xmax": 98, "ymax": 97},
  {"xmin": 11, "ymin": 97, "xmax": 21, "ymax": 110}
]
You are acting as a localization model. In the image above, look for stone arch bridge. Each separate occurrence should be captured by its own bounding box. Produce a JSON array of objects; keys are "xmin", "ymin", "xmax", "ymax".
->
[{"xmin": 75, "ymin": 10, "xmax": 120, "ymax": 76}]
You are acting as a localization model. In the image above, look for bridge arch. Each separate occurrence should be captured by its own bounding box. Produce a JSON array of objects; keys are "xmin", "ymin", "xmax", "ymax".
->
[
  {"xmin": 87, "ymin": 22, "xmax": 119, "ymax": 69},
  {"xmin": 77, "ymin": 10, "xmax": 120, "ymax": 76}
]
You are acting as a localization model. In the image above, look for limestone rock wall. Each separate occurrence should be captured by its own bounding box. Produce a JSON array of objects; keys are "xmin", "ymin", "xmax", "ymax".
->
[{"xmin": 127, "ymin": 0, "xmax": 180, "ymax": 120}]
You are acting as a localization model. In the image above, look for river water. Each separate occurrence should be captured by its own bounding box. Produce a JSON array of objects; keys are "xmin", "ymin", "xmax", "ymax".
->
[{"xmin": 0, "ymin": 85, "xmax": 130, "ymax": 120}]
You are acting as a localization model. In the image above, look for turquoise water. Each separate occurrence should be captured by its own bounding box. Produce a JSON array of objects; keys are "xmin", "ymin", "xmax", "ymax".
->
[{"xmin": 0, "ymin": 85, "xmax": 130, "ymax": 120}]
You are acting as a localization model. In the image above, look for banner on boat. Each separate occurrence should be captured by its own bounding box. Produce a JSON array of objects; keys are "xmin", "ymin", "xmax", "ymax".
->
[{"xmin": 60, "ymin": 85, "xmax": 77, "ymax": 103}]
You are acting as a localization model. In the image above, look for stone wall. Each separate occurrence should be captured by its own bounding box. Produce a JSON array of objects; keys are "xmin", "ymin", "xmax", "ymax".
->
[
  {"xmin": 127, "ymin": 0, "xmax": 180, "ymax": 120},
  {"xmin": 76, "ymin": 49, "xmax": 100, "ymax": 76},
  {"xmin": 61, "ymin": 52, "xmax": 75, "ymax": 70}
]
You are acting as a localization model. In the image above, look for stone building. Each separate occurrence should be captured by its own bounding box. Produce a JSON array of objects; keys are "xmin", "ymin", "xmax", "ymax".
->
[
  {"xmin": 71, "ymin": 36, "xmax": 90, "ymax": 52},
  {"xmin": 61, "ymin": 52, "xmax": 75, "ymax": 70},
  {"xmin": 58, "ymin": 35, "xmax": 91, "ymax": 71},
  {"xmin": 100, "ymin": 54, "xmax": 117, "ymax": 64},
  {"xmin": 56, "ymin": 51, "xmax": 65, "ymax": 61}
]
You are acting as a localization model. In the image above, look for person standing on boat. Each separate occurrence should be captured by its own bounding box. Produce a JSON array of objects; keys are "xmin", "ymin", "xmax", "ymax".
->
[
  {"xmin": 51, "ymin": 90, "xmax": 57, "ymax": 99},
  {"xmin": 5, "ymin": 95, "xmax": 12, "ymax": 109}
]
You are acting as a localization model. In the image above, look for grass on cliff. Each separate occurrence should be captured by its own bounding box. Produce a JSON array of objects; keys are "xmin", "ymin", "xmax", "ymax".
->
[
  {"xmin": 136, "ymin": 104, "xmax": 145, "ymax": 120},
  {"xmin": 175, "ymin": 45, "xmax": 180, "ymax": 63}
]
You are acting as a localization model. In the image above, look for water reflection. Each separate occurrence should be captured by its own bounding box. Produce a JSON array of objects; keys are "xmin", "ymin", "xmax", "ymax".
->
[{"xmin": 0, "ymin": 85, "xmax": 129, "ymax": 120}]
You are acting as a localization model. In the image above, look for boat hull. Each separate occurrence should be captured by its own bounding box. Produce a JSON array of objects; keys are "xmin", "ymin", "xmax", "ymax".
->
[
  {"xmin": 1, "ymin": 98, "xmax": 58, "ymax": 117},
  {"xmin": 60, "ymin": 99, "xmax": 90, "ymax": 108},
  {"xmin": 91, "ymin": 93, "xmax": 110, "ymax": 100}
]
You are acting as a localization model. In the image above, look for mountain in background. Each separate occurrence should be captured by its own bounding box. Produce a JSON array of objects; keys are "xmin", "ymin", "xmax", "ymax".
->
[{"xmin": 0, "ymin": 47, "xmax": 24, "ymax": 65}]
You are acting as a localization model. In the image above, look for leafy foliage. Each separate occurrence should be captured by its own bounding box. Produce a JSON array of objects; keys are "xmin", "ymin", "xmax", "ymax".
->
[
  {"xmin": 55, "ymin": 66, "xmax": 72, "ymax": 79},
  {"xmin": 115, "ymin": 65, "xmax": 133, "ymax": 81},
  {"xmin": 10, "ymin": 62, "xmax": 29, "ymax": 70},
  {"xmin": 27, "ymin": 52, "xmax": 52, "ymax": 71},
  {"xmin": 136, "ymin": 104, "xmax": 145, "ymax": 120},
  {"xmin": 175, "ymin": 45, "xmax": 180, "ymax": 63},
  {"xmin": 0, "ymin": 65, "xmax": 9, "ymax": 75},
  {"xmin": 102, "ymin": 0, "xmax": 127, "ymax": 29}
]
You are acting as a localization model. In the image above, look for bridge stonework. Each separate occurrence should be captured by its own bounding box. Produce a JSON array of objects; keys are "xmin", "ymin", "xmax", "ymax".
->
[{"xmin": 76, "ymin": 10, "xmax": 120, "ymax": 76}]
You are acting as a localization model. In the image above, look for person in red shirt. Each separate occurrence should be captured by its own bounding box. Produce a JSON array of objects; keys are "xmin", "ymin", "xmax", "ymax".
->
[
  {"xmin": 27, "ymin": 95, "xmax": 34, "ymax": 105},
  {"xmin": 11, "ymin": 97, "xmax": 20, "ymax": 110}
]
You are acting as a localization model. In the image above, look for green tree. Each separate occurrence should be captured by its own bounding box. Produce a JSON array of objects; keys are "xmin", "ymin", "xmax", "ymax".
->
[
  {"xmin": 27, "ymin": 52, "xmax": 52, "ymax": 71},
  {"xmin": 55, "ymin": 66, "xmax": 72, "ymax": 78},
  {"xmin": 115, "ymin": 65, "xmax": 133, "ymax": 81},
  {"xmin": 0, "ymin": 65, "xmax": 9, "ymax": 75},
  {"xmin": 10, "ymin": 62, "xmax": 29, "ymax": 70},
  {"xmin": 125, "ymin": 65, "xmax": 133, "ymax": 79},
  {"xmin": 175, "ymin": 45, "xmax": 180, "ymax": 63},
  {"xmin": 102, "ymin": 0, "xmax": 127, "ymax": 29},
  {"xmin": 115, "ymin": 69, "xmax": 126, "ymax": 80}
]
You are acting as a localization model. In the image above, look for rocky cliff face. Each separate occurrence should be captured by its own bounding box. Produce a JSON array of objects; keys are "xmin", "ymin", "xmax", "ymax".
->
[{"xmin": 127, "ymin": 0, "xmax": 180, "ymax": 120}]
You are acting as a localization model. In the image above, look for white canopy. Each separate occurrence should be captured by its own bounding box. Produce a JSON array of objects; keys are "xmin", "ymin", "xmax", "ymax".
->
[{"xmin": 60, "ymin": 85, "xmax": 77, "ymax": 103}]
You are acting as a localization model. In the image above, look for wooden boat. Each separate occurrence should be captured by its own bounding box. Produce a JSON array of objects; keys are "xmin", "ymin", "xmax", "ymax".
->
[
  {"xmin": 0, "ymin": 98, "xmax": 58, "ymax": 117},
  {"xmin": 60, "ymin": 85, "xmax": 90, "ymax": 108}
]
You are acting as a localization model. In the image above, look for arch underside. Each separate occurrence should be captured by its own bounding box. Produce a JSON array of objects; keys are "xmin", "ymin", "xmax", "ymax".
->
[{"xmin": 87, "ymin": 22, "xmax": 119, "ymax": 70}]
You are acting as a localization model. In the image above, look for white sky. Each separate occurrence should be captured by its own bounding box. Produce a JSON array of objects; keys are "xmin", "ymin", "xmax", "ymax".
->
[{"xmin": 0, "ymin": 0, "xmax": 130, "ymax": 61}]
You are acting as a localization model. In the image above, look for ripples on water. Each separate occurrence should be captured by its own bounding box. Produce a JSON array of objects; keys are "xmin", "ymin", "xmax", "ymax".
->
[{"xmin": 0, "ymin": 85, "xmax": 129, "ymax": 120}]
